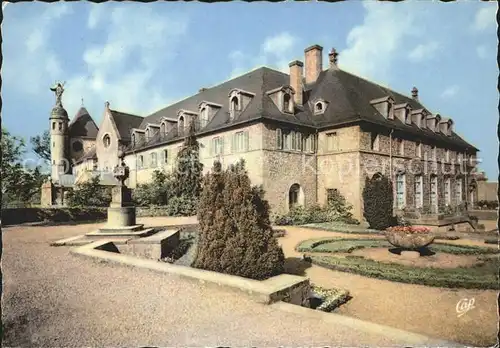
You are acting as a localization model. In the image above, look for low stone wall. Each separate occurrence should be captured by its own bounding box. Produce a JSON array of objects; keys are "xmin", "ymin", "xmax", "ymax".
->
[
  {"xmin": 119, "ymin": 229, "xmax": 180, "ymax": 260},
  {"xmin": 1, "ymin": 207, "xmax": 107, "ymax": 226},
  {"xmin": 72, "ymin": 240, "xmax": 311, "ymax": 306},
  {"xmin": 469, "ymin": 210, "xmax": 497, "ymax": 221}
]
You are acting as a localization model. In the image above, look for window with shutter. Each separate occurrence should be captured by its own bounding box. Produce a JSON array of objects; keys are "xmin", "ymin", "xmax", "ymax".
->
[
  {"xmin": 276, "ymin": 128, "xmax": 282, "ymax": 149},
  {"xmin": 283, "ymin": 132, "xmax": 290, "ymax": 150},
  {"xmin": 244, "ymin": 131, "xmax": 249, "ymax": 151},
  {"xmin": 291, "ymin": 132, "xmax": 296, "ymax": 151},
  {"xmin": 231, "ymin": 133, "xmax": 236, "ymax": 153},
  {"xmin": 297, "ymin": 133, "xmax": 302, "ymax": 151}
]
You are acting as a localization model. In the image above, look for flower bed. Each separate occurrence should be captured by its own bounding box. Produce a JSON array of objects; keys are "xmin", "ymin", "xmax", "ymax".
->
[
  {"xmin": 296, "ymin": 238, "xmax": 499, "ymax": 255},
  {"xmin": 310, "ymin": 285, "xmax": 350, "ymax": 312}
]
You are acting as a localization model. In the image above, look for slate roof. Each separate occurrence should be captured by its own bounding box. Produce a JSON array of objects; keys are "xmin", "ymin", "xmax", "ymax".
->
[
  {"xmin": 109, "ymin": 110, "xmax": 144, "ymax": 143},
  {"xmin": 68, "ymin": 107, "xmax": 99, "ymax": 138},
  {"xmin": 125, "ymin": 66, "xmax": 477, "ymax": 152}
]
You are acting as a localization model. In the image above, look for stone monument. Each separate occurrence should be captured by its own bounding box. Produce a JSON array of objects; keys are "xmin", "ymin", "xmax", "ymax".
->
[{"xmin": 96, "ymin": 152, "xmax": 144, "ymax": 233}]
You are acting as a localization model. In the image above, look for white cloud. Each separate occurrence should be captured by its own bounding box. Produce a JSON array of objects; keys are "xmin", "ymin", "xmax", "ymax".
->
[
  {"xmin": 3, "ymin": 3, "xmax": 73, "ymax": 95},
  {"xmin": 228, "ymin": 31, "xmax": 298, "ymax": 78},
  {"xmin": 471, "ymin": 6, "xmax": 497, "ymax": 32},
  {"xmin": 339, "ymin": 1, "xmax": 426, "ymax": 81},
  {"xmin": 441, "ymin": 85, "xmax": 459, "ymax": 99},
  {"xmin": 62, "ymin": 5, "xmax": 189, "ymax": 119},
  {"xmin": 87, "ymin": 4, "xmax": 104, "ymax": 29},
  {"xmin": 408, "ymin": 41, "xmax": 440, "ymax": 62}
]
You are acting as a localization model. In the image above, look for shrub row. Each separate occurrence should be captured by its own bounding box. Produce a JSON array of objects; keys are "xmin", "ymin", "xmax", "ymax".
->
[
  {"xmin": 475, "ymin": 200, "xmax": 499, "ymax": 210},
  {"xmin": 273, "ymin": 203, "xmax": 359, "ymax": 226},
  {"xmin": 311, "ymin": 255, "xmax": 500, "ymax": 290},
  {"xmin": 2, "ymin": 207, "xmax": 107, "ymax": 226}
]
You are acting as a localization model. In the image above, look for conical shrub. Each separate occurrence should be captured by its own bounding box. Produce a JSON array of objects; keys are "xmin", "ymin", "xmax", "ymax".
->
[{"xmin": 193, "ymin": 159, "xmax": 285, "ymax": 280}]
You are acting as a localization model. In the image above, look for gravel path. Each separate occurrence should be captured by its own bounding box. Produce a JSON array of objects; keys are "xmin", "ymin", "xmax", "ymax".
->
[
  {"xmin": 278, "ymin": 226, "xmax": 499, "ymax": 347},
  {"xmin": 2, "ymin": 219, "xmax": 411, "ymax": 347}
]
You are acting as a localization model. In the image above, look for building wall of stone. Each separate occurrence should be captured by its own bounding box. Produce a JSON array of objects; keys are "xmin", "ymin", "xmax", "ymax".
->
[
  {"xmin": 318, "ymin": 152, "xmax": 361, "ymax": 219},
  {"xmin": 316, "ymin": 126, "xmax": 362, "ymax": 219},
  {"xmin": 477, "ymin": 181, "xmax": 498, "ymax": 202},
  {"xmin": 261, "ymin": 122, "xmax": 317, "ymax": 215},
  {"xmin": 126, "ymin": 123, "xmax": 265, "ymax": 189}
]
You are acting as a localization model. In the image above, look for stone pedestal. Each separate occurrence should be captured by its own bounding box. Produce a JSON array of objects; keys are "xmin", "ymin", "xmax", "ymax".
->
[
  {"xmin": 107, "ymin": 207, "xmax": 136, "ymax": 227},
  {"xmin": 40, "ymin": 180, "xmax": 55, "ymax": 207},
  {"xmin": 99, "ymin": 184, "xmax": 142, "ymax": 232}
]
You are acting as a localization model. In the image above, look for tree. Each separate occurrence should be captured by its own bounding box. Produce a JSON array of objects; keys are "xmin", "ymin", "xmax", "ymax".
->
[
  {"xmin": 1, "ymin": 128, "xmax": 48, "ymax": 207},
  {"xmin": 30, "ymin": 130, "xmax": 51, "ymax": 162},
  {"xmin": 170, "ymin": 120, "xmax": 204, "ymax": 215},
  {"xmin": 362, "ymin": 173, "xmax": 394, "ymax": 230},
  {"xmin": 133, "ymin": 169, "xmax": 172, "ymax": 206},
  {"xmin": 66, "ymin": 176, "xmax": 111, "ymax": 207},
  {"xmin": 193, "ymin": 159, "xmax": 285, "ymax": 280}
]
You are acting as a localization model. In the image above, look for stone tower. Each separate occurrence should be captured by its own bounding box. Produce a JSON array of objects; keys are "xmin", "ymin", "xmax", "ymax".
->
[{"xmin": 49, "ymin": 82, "xmax": 70, "ymax": 184}]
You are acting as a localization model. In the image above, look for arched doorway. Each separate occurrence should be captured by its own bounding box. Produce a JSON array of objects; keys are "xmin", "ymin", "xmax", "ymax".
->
[{"xmin": 288, "ymin": 183, "xmax": 304, "ymax": 210}]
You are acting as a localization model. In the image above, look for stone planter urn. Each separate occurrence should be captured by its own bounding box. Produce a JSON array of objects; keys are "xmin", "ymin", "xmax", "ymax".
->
[{"xmin": 385, "ymin": 227, "xmax": 435, "ymax": 251}]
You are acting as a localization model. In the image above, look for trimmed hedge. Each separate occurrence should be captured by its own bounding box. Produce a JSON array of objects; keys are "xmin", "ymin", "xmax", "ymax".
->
[
  {"xmin": 2, "ymin": 206, "xmax": 197, "ymax": 226},
  {"xmin": 311, "ymin": 255, "xmax": 499, "ymax": 290},
  {"xmin": 362, "ymin": 174, "xmax": 394, "ymax": 230},
  {"xmin": 2, "ymin": 207, "xmax": 107, "ymax": 226}
]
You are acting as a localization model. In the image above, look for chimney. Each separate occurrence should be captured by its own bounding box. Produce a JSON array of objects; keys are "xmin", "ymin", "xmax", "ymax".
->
[
  {"xmin": 289, "ymin": 60, "xmax": 303, "ymax": 105},
  {"xmin": 304, "ymin": 44, "xmax": 323, "ymax": 84},
  {"xmin": 328, "ymin": 48, "xmax": 339, "ymax": 70},
  {"xmin": 411, "ymin": 87, "xmax": 419, "ymax": 101}
]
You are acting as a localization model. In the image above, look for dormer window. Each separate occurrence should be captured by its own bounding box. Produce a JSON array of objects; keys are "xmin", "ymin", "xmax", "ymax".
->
[
  {"xmin": 370, "ymin": 96, "xmax": 394, "ymax": 119},
  {"xmin": 198, "ymin": 101, "xmax": 222, "ymax": 128},
  {"xmin": 229, "ymin": 97, "xmax": 238, "ymax": 120},
  {"xmin": 178, "ymin": 115, "xmax": 185, "ymax": 134},
  {"xmin": 283, "ymin": 93, "xmax": 292, "ymax": 113},
  {"xmin": 313, "ymin": 99, "xmax": 328, "ymax": 115},
  {"xmin": 387, "ymin": 102, "xmax": 393, "ymax": 119},
  {"xmin": 200, "ymin": 107, "xmax": 209, "ymax": 128},
  {"xmin": 439, "ymin": 118, "xmax": 453, "ymax": 136},
  {"xmin": 266, "ymin": 86, "xmax": 295, "ymax": 114},
  {"xmin": 395, "ymin": 103, "xmax": 412, "ymax": 124},
  {"xmin": 228, "ymin": 88, "xmax": 255, "ymax": 121},
  {"xmin": 160, "ymin": 122, "xmax": 166, "ymax": 135}
]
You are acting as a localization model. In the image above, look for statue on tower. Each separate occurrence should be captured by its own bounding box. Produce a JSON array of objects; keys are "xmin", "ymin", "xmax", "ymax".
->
[{"xmin": 50, "ymin": 81, "xmax": 65, "ymax": 107}]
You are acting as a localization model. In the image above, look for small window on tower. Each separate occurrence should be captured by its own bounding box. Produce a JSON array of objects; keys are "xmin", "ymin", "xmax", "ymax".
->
[
  {"xmin": 58, "ymin": 122, "xmax": 62, "ymax": 131},
  {"xmin": 52, "ymin": 122, "xmax": 56, "ymax": 130}
]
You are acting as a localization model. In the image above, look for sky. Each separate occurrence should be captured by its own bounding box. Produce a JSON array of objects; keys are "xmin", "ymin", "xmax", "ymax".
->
[{"xmin": 2, "ymin": 1, "xmax": 498, "ymax": 180}]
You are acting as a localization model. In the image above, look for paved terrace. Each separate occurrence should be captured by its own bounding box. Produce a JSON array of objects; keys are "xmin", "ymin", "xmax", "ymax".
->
[{"xmin": 3, "ymin": 217, "xmax": 455, "ymax": 346}]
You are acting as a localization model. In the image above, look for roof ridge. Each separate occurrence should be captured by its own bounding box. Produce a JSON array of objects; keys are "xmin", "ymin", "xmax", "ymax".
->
[
  {"xmin": 110, "ymin": 109, "xmax": 144, "ymax": 118},
  {"xmin": 338, "ymin": 68, "xmax": 421, "ymax": 104}
]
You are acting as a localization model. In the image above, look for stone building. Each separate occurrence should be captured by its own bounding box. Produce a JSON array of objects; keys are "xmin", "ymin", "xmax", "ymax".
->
[{"xmin": 42, "ymin": 44, "xmax": 479, "ymax": 221}]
